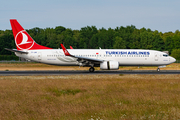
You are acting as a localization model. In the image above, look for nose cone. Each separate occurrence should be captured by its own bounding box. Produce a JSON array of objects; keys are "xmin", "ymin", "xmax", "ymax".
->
[{"xmin": 171, "ymin": 57, "xmax": 176, "ymax": 63}]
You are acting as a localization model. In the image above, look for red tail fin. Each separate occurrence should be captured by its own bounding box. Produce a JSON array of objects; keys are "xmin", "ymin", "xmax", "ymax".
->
[{"xmin": 10, "ymin": 19, "xmax": 52, "ymax": 50}]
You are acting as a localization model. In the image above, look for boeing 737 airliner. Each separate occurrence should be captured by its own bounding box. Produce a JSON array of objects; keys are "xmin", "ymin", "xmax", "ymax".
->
[{"xmin": 5, "ymin": 19, "xmax": 176, "ymax": 72}]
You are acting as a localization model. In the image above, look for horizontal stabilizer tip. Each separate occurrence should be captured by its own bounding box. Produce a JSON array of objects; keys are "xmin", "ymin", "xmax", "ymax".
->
[{"xmin": 5, "ymin": 48, "xmax": 28, "ymax": 54}]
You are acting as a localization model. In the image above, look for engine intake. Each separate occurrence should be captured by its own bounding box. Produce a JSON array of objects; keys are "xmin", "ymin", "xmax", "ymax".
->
[{"xmin": 100, "ymin": 61, "xmax": 119, "ymax": 70}]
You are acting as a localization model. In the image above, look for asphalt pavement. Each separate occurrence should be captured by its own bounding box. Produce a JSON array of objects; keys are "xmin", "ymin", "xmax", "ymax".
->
[{"xmin": 0, "ymin": 70, "xmax": 180, "ymax": 76}]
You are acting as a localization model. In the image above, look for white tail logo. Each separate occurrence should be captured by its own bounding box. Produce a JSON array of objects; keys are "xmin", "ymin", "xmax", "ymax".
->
[
  {"xmin": 15, "ymin": 30, "xmax": 34, "ymax": 50},
  {"xmin": 18, "ymin": 32, "xmax": 31, "ymax": 45}
]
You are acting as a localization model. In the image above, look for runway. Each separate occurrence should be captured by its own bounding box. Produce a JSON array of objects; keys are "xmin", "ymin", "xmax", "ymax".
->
[{"xmin": 0, "ymin": 70, "xmax": 180, "ymax": 76}]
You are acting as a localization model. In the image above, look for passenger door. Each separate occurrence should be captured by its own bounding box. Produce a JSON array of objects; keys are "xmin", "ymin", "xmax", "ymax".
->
[
  {"xmin": 154, "ymin": 52, "xmax": 158, "ymax": 61},
  {"xmin": 38, "ymin": 52, "xmax": 42, "ymax": 61}
]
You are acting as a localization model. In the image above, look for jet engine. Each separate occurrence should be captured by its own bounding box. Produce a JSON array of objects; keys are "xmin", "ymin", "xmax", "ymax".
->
[{"xmin": 100, "ymin": 61, "xmax": 119, "ymax": 70}]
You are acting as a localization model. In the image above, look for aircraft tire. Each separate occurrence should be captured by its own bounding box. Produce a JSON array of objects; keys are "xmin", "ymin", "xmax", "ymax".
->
[{"xmin": 89, "ymin": 67, "xmax": 95, "ymax": 72}]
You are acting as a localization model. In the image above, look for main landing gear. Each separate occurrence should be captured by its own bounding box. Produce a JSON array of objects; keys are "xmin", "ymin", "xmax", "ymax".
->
[{"xmin": 89, "ymin": 67, "xmax": 95, "ymax": 72}]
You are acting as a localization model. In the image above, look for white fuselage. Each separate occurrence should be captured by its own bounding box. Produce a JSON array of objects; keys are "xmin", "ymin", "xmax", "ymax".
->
[{"xmin": 15, "ymin": 49, "xmax": 176, "ymax": 67}]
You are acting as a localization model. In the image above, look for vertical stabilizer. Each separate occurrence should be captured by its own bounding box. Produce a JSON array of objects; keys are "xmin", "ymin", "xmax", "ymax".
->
[{"xmin": 10, "ymin": 19, "xmax": 52, "ymax": 50}]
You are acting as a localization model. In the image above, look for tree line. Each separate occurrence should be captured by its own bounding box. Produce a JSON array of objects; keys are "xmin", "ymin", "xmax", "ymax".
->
[{"xmin": 0, "ymin": 25, "xmax": 180, "ymax": 60}]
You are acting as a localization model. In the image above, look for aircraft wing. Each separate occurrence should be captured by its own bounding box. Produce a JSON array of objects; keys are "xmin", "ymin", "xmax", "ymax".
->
[
  {"xmin": 75, "ymin": 55, "xmax": 103, "ymax": 63},
  {"xmin": 5, "ymin": 48, "xmax": 28, "ymax": 54},
  {"xmin": 60, "ymin": 44, "xmax": 103, "ymax": 64}
]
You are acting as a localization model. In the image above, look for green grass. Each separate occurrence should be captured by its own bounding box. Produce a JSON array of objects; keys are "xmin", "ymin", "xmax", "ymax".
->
[
  {"xmin": 47, "ymin": 88, "xmax": 85, "ymax": 96},
  {"xmin": 0, "ymin": 75, "xmax": 179, "ymax": 119},
  {"xmin": 119, "ymin": 74, "xmax": 124, "ymax": 76}
]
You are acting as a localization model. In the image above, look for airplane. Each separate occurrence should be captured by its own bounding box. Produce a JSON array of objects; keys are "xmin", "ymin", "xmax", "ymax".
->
[{"xmin": 5, "ymin": 19, "xmax": 176, "ymax": 72}]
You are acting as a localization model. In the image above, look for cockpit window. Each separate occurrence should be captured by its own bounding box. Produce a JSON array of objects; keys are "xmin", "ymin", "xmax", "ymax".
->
[{"xmin": 163, "ymin": 54, "xmax": 169, "ymax": 57}]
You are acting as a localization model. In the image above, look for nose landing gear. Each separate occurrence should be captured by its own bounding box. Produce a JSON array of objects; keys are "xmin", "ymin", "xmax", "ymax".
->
[{"xmin": 157, "ymin": 65, "xmax": 166, "ymax": 72}]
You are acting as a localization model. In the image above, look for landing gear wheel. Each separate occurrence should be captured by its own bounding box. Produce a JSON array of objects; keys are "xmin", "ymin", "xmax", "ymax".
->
[
  {"xmin": 89, "ymin": 67, "xmax": 95, "ymax": 72},
  {"xmin": 157, "ymin": 68, "xmax": 160, "ymax": 72}
]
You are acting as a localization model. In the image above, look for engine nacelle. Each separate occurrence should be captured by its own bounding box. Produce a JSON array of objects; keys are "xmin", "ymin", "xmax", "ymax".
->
[{"xmin": 100, "ymin": 61, "xmax": 119, "ymax": 70}]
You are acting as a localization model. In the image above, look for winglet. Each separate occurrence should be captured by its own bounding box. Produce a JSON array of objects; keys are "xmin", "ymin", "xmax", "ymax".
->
[
  {"xmin": 70, "ymin": 46, "xmax": 73, "ymax": 49},
  {"xmin": 60, "ymin": 44, "xmax": 71, "ymax": 56}
]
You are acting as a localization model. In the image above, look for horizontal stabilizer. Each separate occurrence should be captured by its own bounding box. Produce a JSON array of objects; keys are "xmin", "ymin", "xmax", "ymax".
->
[{"xmin": 5, "ymin": 48, "xmax": 28, "ymax": 54}]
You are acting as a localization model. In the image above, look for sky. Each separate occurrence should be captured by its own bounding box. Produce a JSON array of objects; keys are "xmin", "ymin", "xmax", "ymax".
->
[{"xmin": 0, "ymin": 0, "xmax": 180, "ymax": 33}]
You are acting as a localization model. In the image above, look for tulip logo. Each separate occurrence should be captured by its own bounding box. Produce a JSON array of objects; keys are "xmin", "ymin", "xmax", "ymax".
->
[{"xmin": 15, "ymin": 30, "xmax": 34, "ymax": 50}]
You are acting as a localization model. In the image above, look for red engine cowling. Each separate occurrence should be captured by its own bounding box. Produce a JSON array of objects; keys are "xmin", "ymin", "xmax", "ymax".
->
[{"xmin": 100, "ymin": 61, "xmax": 119, "ymax": 70}]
